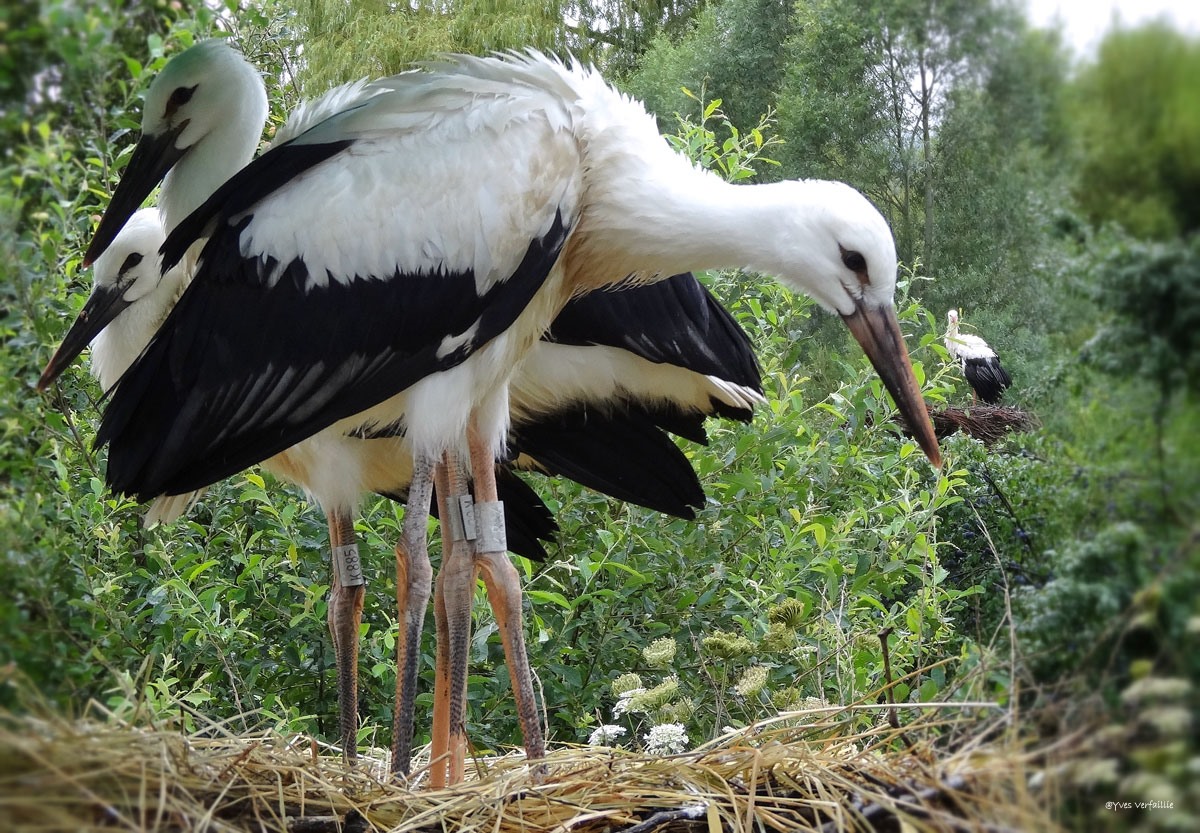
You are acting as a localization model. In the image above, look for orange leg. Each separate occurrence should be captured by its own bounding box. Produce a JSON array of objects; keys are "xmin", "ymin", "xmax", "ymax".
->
[
  {"xmin": 391, "ymin": 457, "xmax": 434, "ymax": 777},
  {"xmin": 431, "ymin": 451, "xmax": 474, "ymax": 787},
  {"xmin": 326, "ymin": 509, "xmax": 365, "ymax": 762},
  {"xmin": 468, "ymin": 423, "xmax": 545, "ymax": 774}
]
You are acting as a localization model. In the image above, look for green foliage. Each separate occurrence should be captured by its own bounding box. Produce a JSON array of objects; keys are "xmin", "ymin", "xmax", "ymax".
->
[
  {"xmin": 1015, "ymin": 523, "xmax": 1152, "ymax": 680},
  {"xmin": 1061, "ymin": 665, "xmax": 1200, "ymax": 832},
  {"xmin": 664, "ymin": 91, "xmax": 781, "ymax": 183},
  {"xmin": 291, "ymin": 0, "xmax": 572, "ymax": 93},
  {"xmin": 1086, "ymin": 235, "xmax": 1200, "ymax": 396},
  {"xmin": 1071, "ymin": 23, "xmax": 1200, "ymax": 239},
  {"xmin": 290, "ymin": 0, "xmax": 709, "ymax": 93},
  {"xmin": 623, "ymin": 0, "xmax": 796, "ymax": 136}
]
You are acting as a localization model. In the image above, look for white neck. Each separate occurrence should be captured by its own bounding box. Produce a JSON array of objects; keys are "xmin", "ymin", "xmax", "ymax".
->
[
  {"xmin": 572, "ymin": 166, "xmax": 847, "ymax": 311},
  {"xmin": 92, "ymin": 272, "xmax": 186, "ymax": 390}
]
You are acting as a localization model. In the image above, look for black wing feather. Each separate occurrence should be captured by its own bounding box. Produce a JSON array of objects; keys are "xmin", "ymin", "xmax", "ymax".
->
[
  {"xmin": 963, "ymin": 357, "xmax": 1013, "ymax": 405},
  {"xmin": 547, "ymin": 273, "xmax": 762, "ymax": 401},
  {"xmin": 99, "ymin": 138, "xmax": 569, "ymax": 500},
  {"xmin": 510, "ymin": 404, "xmax": 706, "ymax": 519}
]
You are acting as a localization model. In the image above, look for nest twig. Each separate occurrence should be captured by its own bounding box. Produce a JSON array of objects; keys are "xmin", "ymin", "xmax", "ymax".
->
[
  {"xmin": 0, "ymin": 687, "xmax": 1062, "ymax": 833},
  {"xmin": 897, "ymin": 404, "xmax": 1039, "ymax": 447}
]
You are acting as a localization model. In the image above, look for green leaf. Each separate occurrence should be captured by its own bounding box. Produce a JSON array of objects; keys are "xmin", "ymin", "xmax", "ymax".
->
[{"xmin": 527, "ymin": 590, "xmax": 572, "ymax": 611}]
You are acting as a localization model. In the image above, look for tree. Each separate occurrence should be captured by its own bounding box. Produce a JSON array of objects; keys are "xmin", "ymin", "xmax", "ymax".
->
[
  {"xmin": 923, "ymin": 23, "xmax": 1073, "ymax": 319},
  {"xmin": 624, "ymin": 0, "xmax": 796, "ymax": 137},
  {"xmin": 1070, "ymin": 22, "xmax": 1200, "ymax": 239},
  {"xmin": 778, "ymin": 0, "xmax": 1019, "ymax": 272},
  {"xmin": 292, "ymin": 0, "xmax": 710, "ymax": 93},
  {"xmin": 292, "ymin": 0, "xmax": 573, "ymax": 93}
]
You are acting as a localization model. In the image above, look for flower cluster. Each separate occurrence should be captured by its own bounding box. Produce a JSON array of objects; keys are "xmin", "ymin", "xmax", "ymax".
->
[
  {"xmin": 642, "ymin": 637, "xmax": 677, "ymax": 669},
  {"xmin": 733, "ymin": 665, "xmax": 769, "ymax": 697},
  {"xmin": 643, "ymin": 722, "xmax": 689, "ymax": 755},
  {"xmin": 588, "ymin": 724, "xmax": 628, "ymax": 746}
]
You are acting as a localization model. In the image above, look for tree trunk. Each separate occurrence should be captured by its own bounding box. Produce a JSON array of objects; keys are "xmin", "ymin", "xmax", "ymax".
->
[{"xmin": 920, "ymin": 44, "xmax": 935, "ymax": 275}]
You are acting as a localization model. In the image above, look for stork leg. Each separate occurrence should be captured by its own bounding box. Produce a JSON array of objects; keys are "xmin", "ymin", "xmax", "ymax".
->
[
  {"xmin": 466, "ymin": 423, "xmax": 545, "ymax": 775},
  {"xmin": 430, "ymin": 451, "xmax": 474, "ymax": 787},
  {"xmin": 427, "ymin": 421, "xmax": 546, "ymax": 786},
  {"xmin": 391, "ymin": 456, "xmax": 434, "ymax": 777},
  {"xmin": 326, "ymin": 509, "xmax": 364, "ymax": 762}
]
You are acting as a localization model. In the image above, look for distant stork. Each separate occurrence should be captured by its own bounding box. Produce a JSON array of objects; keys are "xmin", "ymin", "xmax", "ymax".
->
[
  {"xmin": 74, "ymin": 41, "xmax": 938, "ymax": 785},
  {"xmin": 945, "ymin": 309, "xmax": 1012, "ymax": 404}
]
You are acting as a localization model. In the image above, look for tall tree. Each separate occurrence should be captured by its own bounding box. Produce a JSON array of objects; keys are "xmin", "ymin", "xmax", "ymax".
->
[
  {"xmin": 1070, "ymin": 22, "xmax": 1200, "ymax": 240},
  {"xmin": 292, "ymin": 0, "xmax": 573, "ymax": 93},
  {"xmin": 778, "ymin": 0, "xmax": 1015, "ymax": 271},
  {"xmin": 926, "ymin": 23, "xmax": 1073, "ymax": 314},
  {"xmin": 624, "ymin": 0, "xmax": 796, "ymax": 134},
  {"xmin": 292, "ymin": 0, "xmax": 710, "ymax": 92}
]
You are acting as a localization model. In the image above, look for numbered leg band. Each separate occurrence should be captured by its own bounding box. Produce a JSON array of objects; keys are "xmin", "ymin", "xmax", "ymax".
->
[
  {"xmin": 474, "ymin": 500, "xmax": 506, "ymax": 553},
  {"xmin": 443, "ymin": 495, "xmax": 506, "ymax": 552},
  {"xmin": 445, "ymin": 493, "xmax": 474, "ymax": 543},
  {"xmin": 333, "ymin": 543, "xmax": 365, "ymax": 587}
]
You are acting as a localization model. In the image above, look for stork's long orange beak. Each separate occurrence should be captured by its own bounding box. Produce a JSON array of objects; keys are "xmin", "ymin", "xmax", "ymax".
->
[{"xmin": 842, "ymin": 302, "xmax": 941, "ymax": 467}]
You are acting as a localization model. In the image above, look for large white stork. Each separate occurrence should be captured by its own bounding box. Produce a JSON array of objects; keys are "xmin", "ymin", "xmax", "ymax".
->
[
  {"xmin": 38, "ymin": 209, "xmax": 554, "ymax": 758},
  {"xmin": 40, "ymin": 40, "xmax": 762, "ymax": 771},
  {"xmin": 944, "ymin": 309, "xmax": 1012, "ymax": 404},
  {"xmin": 40, "ymin": 214, "xmax": 764, "ymax": 764},
  {"xmin": 74, "ymin": 40, "xmax": 938, "ymax": 784}
]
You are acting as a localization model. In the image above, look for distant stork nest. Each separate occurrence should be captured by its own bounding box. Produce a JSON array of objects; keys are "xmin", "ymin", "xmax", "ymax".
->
[
  {"xmin": 898, "ymin": 403, "xmax": 1039, "ymax": 447},
  {"xmin": 0, "ymin": 690, "xmax": 1060, "ymax": 833}
]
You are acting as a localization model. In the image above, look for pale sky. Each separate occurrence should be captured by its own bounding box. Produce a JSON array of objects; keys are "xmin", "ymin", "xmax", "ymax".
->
[{"xmin": 1026, "ymin": 0, "xmax": 1200, "ymax": 55}]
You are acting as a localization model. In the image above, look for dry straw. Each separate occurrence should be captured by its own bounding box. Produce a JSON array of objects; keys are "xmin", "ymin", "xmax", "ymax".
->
[{"xmin": 0, "ymin": 671, "xmax": 1059, "ymax": 833}]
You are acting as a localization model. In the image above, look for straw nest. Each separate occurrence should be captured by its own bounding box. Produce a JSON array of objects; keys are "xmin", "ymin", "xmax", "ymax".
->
[
  {"xmin": 897, "ymin": 405, "xmax": 1039, "ymax": 447},
  {"xmin": 0, "ymin": 686, "xmax": 1059, "ymax": 833}
]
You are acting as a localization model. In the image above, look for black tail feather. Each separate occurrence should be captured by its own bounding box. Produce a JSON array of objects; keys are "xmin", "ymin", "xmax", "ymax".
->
[
  {"xmin": 511, "ymin": 404, "xmax": 706, "ymax": 519},
  {"xmin": 963, "ymin": 357, "xmax": 1013, "ymax": 404}
]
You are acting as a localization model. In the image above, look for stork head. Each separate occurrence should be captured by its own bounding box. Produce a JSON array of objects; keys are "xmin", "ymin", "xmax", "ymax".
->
[
  {"xmin": 764, "ymin": 180, "xmax": 939, "ymax": 467},
  {"xmin": 84, "ymin": 38, "xmax": 267, "ymax": 266},
  {"xmin": 40, "ymin": 209, "xmax": 182, "ymax": 391},
  {"xmin": 947, "ymin": 308, "xmax": 959, "ymax": 327}
]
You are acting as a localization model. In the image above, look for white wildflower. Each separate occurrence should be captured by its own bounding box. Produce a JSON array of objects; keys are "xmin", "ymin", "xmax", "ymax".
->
[
  {"xmin": 588, "ymin": 724, "xmax": 628, "ymax": 746},
  {"xmin": 611, "ymin": 672, "xmax": 644, "ymax": 696},
  {"xmin": 627, "ymin": 676, "xmax": 679, "ymax": 713},
  {"xmin": 612, "ymin": 688, "xmax": 644, "ymax": 719},
  {"xmin": 644, "ymin": 722, "xmax": 689, "ymax": 755}
]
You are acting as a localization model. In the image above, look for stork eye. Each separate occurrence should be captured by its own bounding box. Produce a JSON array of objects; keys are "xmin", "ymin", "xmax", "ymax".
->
[
  {"xmin": 119, "ymin": 252, "xmax": 144, "ymax": 274},
  {"xmin": 841, "ymin": 250, "xmax": 867, "ymax": 274},
  {"xmin": 165, "ymin": 84, "xmax": 197, "ymax": 116}
]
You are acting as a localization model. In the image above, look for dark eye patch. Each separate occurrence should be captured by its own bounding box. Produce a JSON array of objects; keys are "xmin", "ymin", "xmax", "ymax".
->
[
  {"xmin": 165, "ymin": 84, "xmax": 198, "ymax": 117},
  {"xmin": 119, "ymin": 251, "xmax": 144, "ymax": 274}
]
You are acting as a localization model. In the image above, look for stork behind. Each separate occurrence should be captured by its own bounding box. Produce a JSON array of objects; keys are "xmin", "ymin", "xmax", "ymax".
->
[{"xmin": 945, "ymin": 309, "xmax": 1013, "ymax": 404}]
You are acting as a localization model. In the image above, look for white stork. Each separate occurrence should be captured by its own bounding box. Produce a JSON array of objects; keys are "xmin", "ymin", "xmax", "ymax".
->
[
  {"xmin": 39, "ymin": 208, "xmax": 553, "ymax": 760},
  {"xmin": 71, "ymin": 40, "xmax": 938, "ymax": 784},
  {"xmin": 944, "ymin": 309, "xmax": 1012, "ymax": 404},
  {"xmin": 40, "ymin": 209, "xmax": 764, "ymax": 764},
  {"xmin": 42, "ymin": 40, "xmax": 763, "ymax": 768}
]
